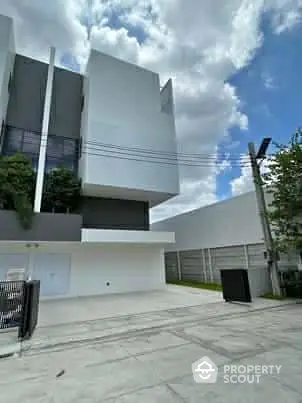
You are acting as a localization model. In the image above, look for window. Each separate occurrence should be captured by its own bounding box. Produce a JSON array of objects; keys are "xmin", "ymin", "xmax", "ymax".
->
[
  {"xmin": 2, "ymin": 126, "xmax": 79, "ymax": 173},
  {"xmin": 3, "ymin": 127, "xmax": 23, "ymax": 153},
  {"xmin": 63, "ymin": 138, "xmax": 77, "ymax": 158},
  {"xmin": 47, "ymin": 135, "xmax": 64, "ymax": 158},
  {"xmin": 23, "ymin": 131, "xmax": 41, "ymax": 154},
  {"xmin": 45, "ymin": 135, "xmax": 78, "ymax": 173}
]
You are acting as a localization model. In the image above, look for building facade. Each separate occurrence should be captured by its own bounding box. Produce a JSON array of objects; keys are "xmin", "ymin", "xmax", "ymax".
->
[
  {"xmin": 0, "ymin": 14, "xmax": 179, "ymax": 298},
  {"xmin": 152, "ymin": 191, "xmax": 301, "ymax": 297}
]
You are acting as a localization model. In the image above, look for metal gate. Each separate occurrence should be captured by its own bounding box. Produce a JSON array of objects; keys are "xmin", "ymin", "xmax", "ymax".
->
[
  {"xmin": 0, "ymin": 281, "xmax": 25, "ymax": 330},
  {"xmin": 0, "ymin": 280, "xmax": 40, "ymax": 340}
]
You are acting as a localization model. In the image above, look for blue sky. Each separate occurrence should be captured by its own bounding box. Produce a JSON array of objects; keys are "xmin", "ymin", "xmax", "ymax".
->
[
  {"xmin": 57, "ymin": 7, "xmax": 302, "ymax": 218},
  {"xmin": 217, "ymin": 18, "xmax": 302, "ymax": 199}
]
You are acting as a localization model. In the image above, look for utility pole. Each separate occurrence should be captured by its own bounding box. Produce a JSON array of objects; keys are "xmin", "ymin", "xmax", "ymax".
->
[{"xmin": 248, "ymin": 140, "xmax": 281, "ymax": 296}]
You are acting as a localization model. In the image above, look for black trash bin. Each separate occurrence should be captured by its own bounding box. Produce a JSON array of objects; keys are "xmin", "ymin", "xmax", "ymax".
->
[{"xmin": 220, "ymin": 268, "xmax": 252, "ymax": 303}]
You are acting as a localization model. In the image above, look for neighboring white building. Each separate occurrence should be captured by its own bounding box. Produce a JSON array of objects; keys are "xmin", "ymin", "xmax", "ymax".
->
[
  {"xmin": 152, "ymin": 191, "xmax": 300, "ymax": 297},
  {"xmin": 0, "ymin": 14, "xmax": 179, "ymax": 298}
]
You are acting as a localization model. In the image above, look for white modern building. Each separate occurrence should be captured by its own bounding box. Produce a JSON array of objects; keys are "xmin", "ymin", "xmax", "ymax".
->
[
  {"xmin": 152, "ymin": 191, "xmax": 301, "ymax": 297},
  {"xmin": 0, "ymin": 14, "xmax": 179, "ymax": 298}
]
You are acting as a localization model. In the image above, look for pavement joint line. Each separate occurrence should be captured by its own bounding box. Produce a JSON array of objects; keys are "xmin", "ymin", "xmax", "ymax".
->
[
  {"xmin": 84, "ymin": 341, "xmax": 192, "ymax": 369},
  {"xmin": 21, "ymin": 304, "xmax": 300, "ymax": 360},
  {"xmin": 98, "ymin": 375, "xmax": 190, "ymax": 403},
  {"xmin": 165, "ymin": 382, "xmax": 187, "ymax": 402},
  {"xmin": 36, "ymin": 298, "xmax": 296, "ymax": 330},
  {"xmin": 35, "ymin": 301, "xmax": 223, "ymax": 329},
  {"xmin": 167, "ymin": 329, "xmax": 271, "ymax": 361},
  {"xmin": 38, "ymin": 304, "xmax": 294, "ymax": 341},
  {"xmin": 164, "ymin": 326, "xmax": 298, "ymax": 362}
]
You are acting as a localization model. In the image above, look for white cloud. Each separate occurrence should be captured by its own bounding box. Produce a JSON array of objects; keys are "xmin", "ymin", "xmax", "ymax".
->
[
  {"xmin": 230, "ymin": 155, "xmax": 254, "ymax": 196},
  {"xmin": 269, "ymin": 0, "xmax": 302, "ymax": 34},
  {"xmin": 0, "ymin": 0, "xmax": 301, "ymax": 223},
  {"xmin": 230, "ymin": 154, "xmax": 271, "ymax": 196},
  {"xmin": 262, "ymin": 72, "xmax": 277, "ymax": 89}
]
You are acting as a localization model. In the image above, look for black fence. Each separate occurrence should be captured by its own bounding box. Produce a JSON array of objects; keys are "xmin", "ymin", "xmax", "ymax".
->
[
  {"xmin": 220, "ymin": 269, "xmax": 252, "ymax": 303},
  {"xmin": 0, "ymin": 281, "xmax": 25, "ymax": 330},
  {"xmin": 0, "ymin": 280, "xmax": 40, "ymax": 340}
]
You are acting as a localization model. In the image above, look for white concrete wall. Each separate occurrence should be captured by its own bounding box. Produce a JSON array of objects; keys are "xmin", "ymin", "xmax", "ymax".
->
[
  {"xmin": 0, "ymin": 14, "xmax": 15, "ymax": 130},
  {"xmin": 69, "ymin": 245, "xmax": 166, "ymax": 297},
  {"xmin": 152, "ymin": 191, "xmax": 265, "ymax": 251},
  {"xmin": 80, "ymin": 50, "xmax": 179, "ymax": 205},
  {"xmin": 81, "ymin": 228, "xmax": 175, "ymax": 244},
  {"xmin": 0, "ymin": 243, "xmax": 166, "ymax": 298}
]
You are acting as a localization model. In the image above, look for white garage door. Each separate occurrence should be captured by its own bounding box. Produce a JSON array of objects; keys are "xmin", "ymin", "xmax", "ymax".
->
[
  {"xmin": 0, "ymin": 254, "xmax": 27, "ymax": 281},
  {"xmin": 33, "ymin": 254, "xmax": 71, "ymax": 297}
]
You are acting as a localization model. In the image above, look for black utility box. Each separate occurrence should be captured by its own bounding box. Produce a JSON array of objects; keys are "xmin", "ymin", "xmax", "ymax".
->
[{"xmin": 220, "ymin": 269, "xmax": 252, "ymax": 303}]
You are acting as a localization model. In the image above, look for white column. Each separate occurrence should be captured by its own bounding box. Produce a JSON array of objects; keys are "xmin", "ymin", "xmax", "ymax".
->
[
  {"xmin": 201, "ymin": 249, "xmax": 207, "ymax": 283},
  {"xmin": 176, "ymin": 251, "xmax": 181, "ymax": 281},
  {"xmin": 34, "ymin": 47, "xmax": 56, "ymax": 213},
  {"xmin": 208, "ymin": 248, "xmax": 214, "ymax": 283},
  {"xmin": 244, "ymin": 244, "xmax": 249, "ymax": 270}
]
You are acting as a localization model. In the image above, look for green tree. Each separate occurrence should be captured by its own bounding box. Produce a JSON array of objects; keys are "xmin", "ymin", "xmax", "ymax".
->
[
  {"xmin": 42, "ymin": 166, "xmax": 81, "ymax": 213},
  {"xmin": 0, "ymin": 153, "xmax": 35, "ymax": 229},
  {"xmin": 263, "ymin": 129, "xmax": 302, "ymax": 255}
]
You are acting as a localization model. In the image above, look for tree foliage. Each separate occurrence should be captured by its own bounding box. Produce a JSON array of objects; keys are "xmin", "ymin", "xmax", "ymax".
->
[
  {"xmin": 42, "ymin": 166, "xmax": 81, "ymax": 213},
  {"xmin": 263, "ymin": 129, "xmax": 302, "ymax": 253},
  {"xmin": 0, "ymin": 153, "xmax": 35, "ymax": 229},
  {"xmin": 0, "ymin": 155, "xmax": 81, "ymax": 228}
]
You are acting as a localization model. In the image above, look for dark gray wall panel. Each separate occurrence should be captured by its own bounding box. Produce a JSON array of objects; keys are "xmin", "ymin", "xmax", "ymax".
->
[
  {"xmin": 179, "ymin": 249, "xmax": 205, "ymax": 282},
  {"xmin": 165, "ymin": 252, "xmax": 179, "ymax": 282},
  {"xmin": 0, "ymin": 210, "xmax": 82, "ymax": 241},
  {"xmin": 81, "ymin": 197, "xmax": 149, "ymax": 231},
  {"xmin": 6, "ymin": 55, "xmax": 48, "ymax": 132},
  {"xmin": 48, "ymin": 67, "xmax": 83, "ymax": 139}
]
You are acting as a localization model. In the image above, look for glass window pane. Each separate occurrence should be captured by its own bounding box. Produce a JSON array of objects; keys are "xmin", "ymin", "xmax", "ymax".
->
[
  {"xmin": 4, "ymin": 127, "xmax": 23, "ymax": 153},
  {"xmin": 63, "ymin": 139, "xmax": 77, "ymax": 158},
  {"xmin": 45, "ymin": 158, "xmax": 59, "ymax": 172},
  {"xmin": 47, "ymin": 136, "xmax": 64, "ymax": 158},
  {"xmin": 23, "ymin": 131, "xmax": 41, "ymax": 154}
]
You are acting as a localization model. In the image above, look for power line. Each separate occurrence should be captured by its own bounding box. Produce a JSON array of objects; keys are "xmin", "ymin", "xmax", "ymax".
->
[
  {"xmin": 16, "ymin": 138, "xmax": 252, "ymax": 168},
  {"xmin": 16, "ymin": 137, "xmax": 252, "ymax": 167},
  {"xmin": 85, "ymin": 139, "xmax": 251, "ymax": 160},
  {"xmin": 81, "ymin": 146, "xmax": 251, "ymax": 167},
  {"xmin": 80, "ymin": 149, "xmax": 251, "ymax": 168}
]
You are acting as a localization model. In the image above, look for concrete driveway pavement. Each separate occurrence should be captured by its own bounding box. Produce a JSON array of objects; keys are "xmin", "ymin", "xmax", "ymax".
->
[
  {"xmin": 37, "ymin": 284, "xmax": 222, "ymax": 327},
  {"xmin": 0, "ymin": 286, "xmax": 301, "ymax": 402}
]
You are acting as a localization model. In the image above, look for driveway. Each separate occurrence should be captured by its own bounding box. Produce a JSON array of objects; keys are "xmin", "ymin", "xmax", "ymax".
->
[
  {"xmin": 37, "ymin": 284, "xmax": 222, "ymax": 327},
  {"xmin": 0, "ymin": 286, "xmax": 301, "ymax": 402}
]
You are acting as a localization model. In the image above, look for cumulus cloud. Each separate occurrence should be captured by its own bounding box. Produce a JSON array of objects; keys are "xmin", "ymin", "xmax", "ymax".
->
[
  {"xmin": 230, "ymin": 155, "xmax": 254, "ymax": 195},
  {"xmin": 230, "ymin": 153, "xmax": 271, "ymax": 196},
  {"xmin": 0, "ymin": 0, "xmax": 301, "ymax": 223}
]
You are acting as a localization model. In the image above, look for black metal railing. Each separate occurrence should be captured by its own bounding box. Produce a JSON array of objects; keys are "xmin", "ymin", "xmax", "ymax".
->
[
  {"xmin": 0, "ymin": 280, "xmax": 40, "ymax": 340},
  {"xmin": 0, "ymin": 281, "xmax": 25, "ymax": 330}
]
